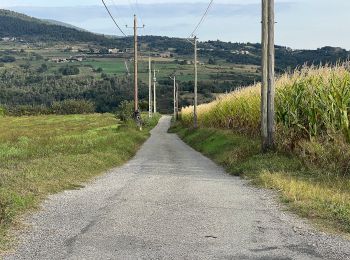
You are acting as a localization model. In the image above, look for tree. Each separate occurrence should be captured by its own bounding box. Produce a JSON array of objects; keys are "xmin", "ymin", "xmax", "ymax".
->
[
  {"xmin": 0, "ymin": 56, "xmax": 16, "ymax": 63},
  {"xmin": 37, "ymin": 63, "xmax": 48, "ymax": 73},
  {"xmin": 59, "ymin": 65, "xmax": 80, "ymax": 76},
  {"xmin": 208, "ymin": 58, "xmax": 216, "ymax": 65}
]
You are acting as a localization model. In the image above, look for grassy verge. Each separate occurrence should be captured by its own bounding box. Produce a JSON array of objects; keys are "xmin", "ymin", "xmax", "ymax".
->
[
  {"xmin": 170, "ymin": 123, "xmax": 350, "ymax": 236},
  {"xmin": 0, "ymin": 113, "xmax": 160, "ymax": 251}
]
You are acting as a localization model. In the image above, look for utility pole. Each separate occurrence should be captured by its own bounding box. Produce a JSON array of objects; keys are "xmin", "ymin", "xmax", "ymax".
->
[
  {"xmin": 261, "ymin": 0, "xmax": 268, "ymax": 151},
  {"xmin": 148, "ymin": 56, "xmax": 152, "ymax": 118},
  {"xmin": 176, "ymin": 82, "xmax": 179, "ymax": 120},
  {"xmin": 186, "ymin": 36, "xmax": 198, "ymax": 128},
  {"xmin": 169, "ymin": 76, "xmax": 176, "ymax": 120},
  {"xmin": 125, "ymin": 15, "xmax": 144, "ymax": 124},
  {"xmin": 261, "ymin": 0, "xmax": 275, "ymax": 151},
  {"xmin": 194, "ymin": 36, "xmax": 198, "ymax": 128},
  {"xmin": 267, "ymin": 0, "xmax": 275, "ymax": 149},
  {"xmin": 153, "ymin": 68, "xmax": 157, "ymax": 114},
  {"xmin": 133, "ymin": 14, "xmax": 138, "ymax": 116}
]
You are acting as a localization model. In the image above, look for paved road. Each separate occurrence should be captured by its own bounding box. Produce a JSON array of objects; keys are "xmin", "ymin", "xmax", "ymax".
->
[{"xmin": 5, "ymin": 116, "xmax": 350, "ymax": 260}]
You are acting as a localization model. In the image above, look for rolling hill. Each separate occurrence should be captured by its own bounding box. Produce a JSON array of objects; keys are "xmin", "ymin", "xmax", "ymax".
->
[
  {"xmin": 1, "ymin": 9, "xmax": 350, "ymax": 71},
  {"xmin": 0, "ymin": 9, "xmax": 124, "ymax": 46},
  {"xmin": 1, "ymin": 9, "xmax": 350, "ymax": 114},
  {"xmin": 42, "ymin": 19, "xmax": 88, "ymax": 32}
]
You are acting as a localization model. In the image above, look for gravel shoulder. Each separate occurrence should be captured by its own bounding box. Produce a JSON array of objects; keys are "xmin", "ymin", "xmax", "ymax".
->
[{"xmin": 5, "ymin": 116, "xmax": 350, "ymax": 260}]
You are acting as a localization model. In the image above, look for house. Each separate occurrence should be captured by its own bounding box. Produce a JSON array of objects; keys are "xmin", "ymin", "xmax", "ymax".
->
[
  {"xmin": 231, "ymin": 50, "xmax": 250, "ymax": 55},
  {"xmin": 160, "ymin": 51, "xmax": 172, "ymax": 58},
  {"xmin": 2, "ymin": 37, "xmax": 16, "ymax": 42},
  {"xmin": 108, "ymin": 48, "xmax": 120, "ymax": 54},
  {"xmin": 67, "ymin": 56, "xmax": 84, "ymax": 62},
  {"xmin": 51, "ymin": 58, "xmax": 68, "ymax": 63}
]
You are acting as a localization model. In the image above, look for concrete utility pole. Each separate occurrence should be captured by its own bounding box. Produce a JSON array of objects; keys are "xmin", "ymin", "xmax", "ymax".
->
[
  {"xmin": 261, "ymin": 0, "xmax": 275, "ymax": 151},
  {"xmin": 194, "ymin": 36, "xmax": 198, "ymax": 128},
  {"xmin": 148, "ymin": 56, "xmax": 152, "ymax": 118},
  {"xmin": 153, "ymin": 68, "xmax": 157, "ymax": 114},
  {"xmin": 186, "ymin": 36, "xmax": 199, "ymax": 128},
  {"xmin": 133, "ymin": 15, "xmax": 138, "ymax": 116},
  {"xmin": 176, "ymin": 82, "xmax": 179, "ymax": 120},
  {"xmin": 170, "ymin": 76, "xmax": 176, "ymax": 120}
]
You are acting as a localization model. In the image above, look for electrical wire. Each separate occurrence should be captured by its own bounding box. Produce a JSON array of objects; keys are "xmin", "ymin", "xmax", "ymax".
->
[
  {"xmin": 189, "ymin": 0, "xmax": 214, "ymax": 38},
  {"xmin": 102, "ymin": 0, "xmax": 127, "ymax": 36}
]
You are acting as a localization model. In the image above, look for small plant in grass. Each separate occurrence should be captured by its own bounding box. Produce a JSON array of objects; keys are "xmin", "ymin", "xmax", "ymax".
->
[
  {"xmin": 0, "ymin": 106, "xmax": 6, "ymax": 117},
  {"xmin": 116, "ymin": 100, "xmax": 134, "ymax": 122}
]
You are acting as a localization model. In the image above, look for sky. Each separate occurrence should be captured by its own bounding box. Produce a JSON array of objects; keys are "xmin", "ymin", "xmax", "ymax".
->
[{"xmin": 1, "ymin": 0, "xmax": 349, "ymax": 50}]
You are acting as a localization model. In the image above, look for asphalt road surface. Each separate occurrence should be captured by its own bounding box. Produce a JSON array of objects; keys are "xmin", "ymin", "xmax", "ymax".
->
[{"xmin": 5, "ymin": 116, "xmax": 350, "ymax": 260}]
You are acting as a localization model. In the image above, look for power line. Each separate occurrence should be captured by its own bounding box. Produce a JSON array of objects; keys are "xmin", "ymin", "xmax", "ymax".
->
[
  {"xmin": 102, "ymin": 0, "xmax": 127, "ymax": 36},
  {"xmin": 189, "ymin": 0, "xmax": 214, "ymax": 38}
]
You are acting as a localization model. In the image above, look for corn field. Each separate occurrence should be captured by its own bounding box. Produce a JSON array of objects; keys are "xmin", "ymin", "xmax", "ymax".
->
[{"xmin": 181, "ymin": 64, "xmax": 350, "ymax": 143}]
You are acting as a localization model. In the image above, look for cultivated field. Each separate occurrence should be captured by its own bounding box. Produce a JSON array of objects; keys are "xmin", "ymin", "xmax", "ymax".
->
[{"xmin": 178, "ymin": 64, "xmax": 350, "ymax": 234}]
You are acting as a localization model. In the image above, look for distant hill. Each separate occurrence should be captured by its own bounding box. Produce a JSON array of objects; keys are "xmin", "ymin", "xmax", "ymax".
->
[
  {"xmin": 0, "ymin": 9, "xmax": 128, "ymax": 47},
  {"xmin": 139, "ymin": 36, "xmax": 350, "ymax": 71},
  {"xmin": 1, "ymin": 9, "xmax": 349, "ymax": 71},
  {"xmin": 42, "ymin": 19, "xmax": 87, "ymax": 32}
]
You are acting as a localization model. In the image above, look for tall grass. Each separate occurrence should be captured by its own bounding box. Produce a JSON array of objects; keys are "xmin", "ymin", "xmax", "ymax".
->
[
  {"xmin": 176, "ymin": 64, "xmax": 350, "ymax": 234},
  {"xmin": 181, "ymin": 64, "xmax": 350, "ymax": 175},
  {"xmin": 0, "ymin": 113, "xmax": 159, "ymax": 251},
  {"xmin": 171, "ymin": 125, "xmax": 350, "ymax": 234}
]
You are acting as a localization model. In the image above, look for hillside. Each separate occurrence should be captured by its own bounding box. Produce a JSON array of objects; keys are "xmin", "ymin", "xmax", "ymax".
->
[
  {"xmin": 1, "ymin": 9, "xmax": 350, "ymax": 114},
  {"xmin": 1, "ymin": 9, "xmax": 350, "ymax": 72},
  {"xmin": 42, "ymin": 19, "xmax": 87, "ymax": 32},
  {"xmin": 0, "ymin": 9, "xmax": 123, "ymax": 46}
]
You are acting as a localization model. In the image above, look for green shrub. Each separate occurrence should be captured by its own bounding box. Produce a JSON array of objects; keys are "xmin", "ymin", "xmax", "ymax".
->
[
  {"xmin": 116, "ymin": 100, "xmax": 134, "ymax": 121},
  {"xmin": 59, "ymin": 65, "xmax": 80, "ymax": 76},
  {"xmin": 0, "ymin": 56, "xmax": 16, "ymax": 63},
  {"xmin": 5, "ymin": 105, "xmax": 50, "ymax": 116},
  {"xmin": 0, "ymin": 106, "xmax": 6, "ymax": 117},
  {"xmin": 142, "ymin": 113, "xmax": 161, "ymax": 128}
]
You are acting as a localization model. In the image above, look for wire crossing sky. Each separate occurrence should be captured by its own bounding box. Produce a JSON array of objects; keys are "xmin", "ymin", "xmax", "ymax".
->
[{"xmin": 1, "ymin": 0, "xmax": 350, "ymax": 50}]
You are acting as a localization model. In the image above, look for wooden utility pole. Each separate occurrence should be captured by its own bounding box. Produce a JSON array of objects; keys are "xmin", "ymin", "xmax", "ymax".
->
[
  {"xmin": 153, "ymin": 68, "xmax": 157, "ymax": 114},
  {"xmin": 261, "ymin": 0, "xmax": 275, "ymax": 151},
  {"xmin": 148, "ymin": 56, "xmax": 152, "ymax": 118},
  {"xmin": 194, "ymin": 36, "xmax": 198, "ymax": 128},
  {"xmin": 176, "ymin": 82, "xmax": 179, "ymax": 120},
  {"xmin": 267, "ymin": 0, "xmax": 275, "ymax": 149},
  {"xmin": 261, "ymin": 0, "xmax": 268, "ymax": 151},
  {"xmin": 133, "ymin": 14, "xmax": 138, "ymax": 115},
  {"xmin": 125, "ymin": 15, "xmax": 144, "ymax": 122}
]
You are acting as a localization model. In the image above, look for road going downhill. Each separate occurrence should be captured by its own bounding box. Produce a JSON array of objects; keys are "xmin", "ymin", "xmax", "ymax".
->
[{"xmin": 5, "ymin": 116, "xmax": 350, "ymax": 260}]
